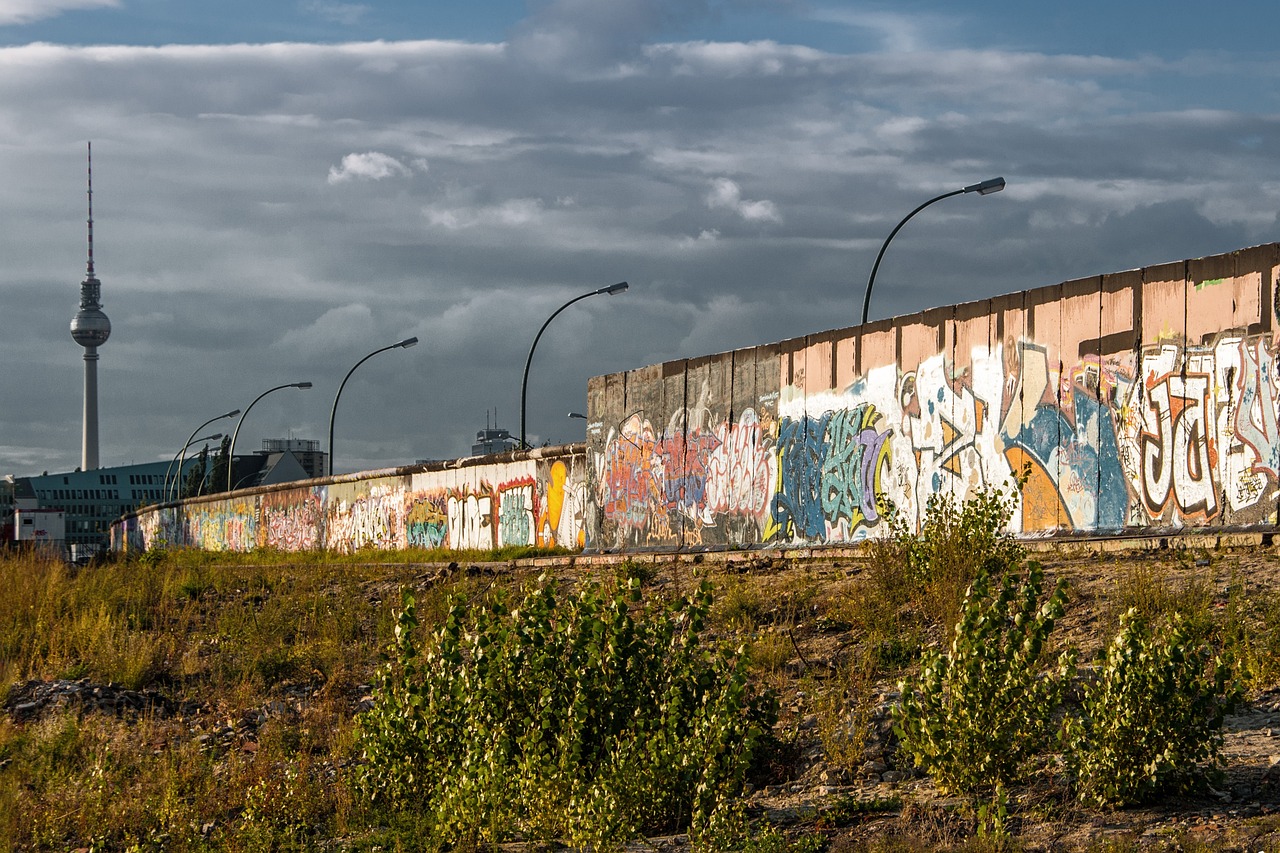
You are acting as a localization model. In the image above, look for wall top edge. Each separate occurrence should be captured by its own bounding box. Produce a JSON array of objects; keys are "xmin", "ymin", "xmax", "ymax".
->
[{"xmin": 587, "ymin": 241, "xmax": 1280, "ymax": 385}]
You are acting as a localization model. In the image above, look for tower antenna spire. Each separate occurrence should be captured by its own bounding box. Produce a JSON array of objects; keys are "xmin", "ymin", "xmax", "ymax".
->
[{"xmin": 87, "ymin": 141, "xmax": 95, "ymax": 278}]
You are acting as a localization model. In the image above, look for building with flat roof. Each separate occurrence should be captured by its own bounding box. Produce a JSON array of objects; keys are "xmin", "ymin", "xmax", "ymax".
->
[
  {"xmin": 18, "ymin": 460, "xmax": 187, "ymax": 559},
  {"xmin": 9, "ymin": 439, "xmax": 327, "ymax": 558}
]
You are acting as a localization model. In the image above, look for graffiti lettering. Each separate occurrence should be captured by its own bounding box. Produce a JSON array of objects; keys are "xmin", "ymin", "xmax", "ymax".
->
[
  {"xmin": 448, "ymin": 491, "xmax": 494, "ymax": 550},
  {"xmin": 497, "ymin": 481, "xmax": 535, "ymax": 547},
  {"xmin": 1139, "ymin": 373, "xmax": 1218, "ymax": 518}
]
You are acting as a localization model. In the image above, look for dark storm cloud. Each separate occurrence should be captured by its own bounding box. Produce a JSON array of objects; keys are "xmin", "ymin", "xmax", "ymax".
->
[{"xmin": 2, "ymin": 17, "xmax": 1279, "ymax": 474}]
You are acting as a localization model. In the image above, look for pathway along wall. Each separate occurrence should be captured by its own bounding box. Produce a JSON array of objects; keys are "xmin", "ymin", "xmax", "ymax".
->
[
  {"xmin": 110, "ymin": 445, "xmax": 591, "ymax": 553},
  {"xmin": 585, "ymin": 243, "xmax": 1280, "ymax": 551}
]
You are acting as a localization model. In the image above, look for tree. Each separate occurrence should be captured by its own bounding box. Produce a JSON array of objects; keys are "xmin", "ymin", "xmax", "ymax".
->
[
  {"xmin": 182, "ymin": 446, "xmax": 209, "ymax": 499},
  {"xmin": 208, "ymin": 436, "xmax": 232, "ymax": 495}
]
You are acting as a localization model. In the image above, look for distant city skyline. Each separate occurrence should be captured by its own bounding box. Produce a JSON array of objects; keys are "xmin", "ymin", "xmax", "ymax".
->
[{"xmin": 2, "ymin": 0, "xmax": 1278, "ymax": 477}]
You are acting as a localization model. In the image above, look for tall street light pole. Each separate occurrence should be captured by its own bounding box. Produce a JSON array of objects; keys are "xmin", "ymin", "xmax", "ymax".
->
[
  {"xmin": 328, "ymin": 337, "xmax": 418, "ymax": 477},
  {"xmin": 520, "ymin": 281, "xmax": 628, "ymax": 449},
  {"xmin": 162, "ymin": 432, "xmax": 222, "ymax": 505},
  {"xmin": 227, "ymin": 381, "xmax": 313, "ymax": 492},
  {"xmin": 861, "ymin": 177, "xmax": 1005, "ymax": 326},
  {"xmin": 167, "ymin": 409, "xmax": 238, "ymax": 502}
]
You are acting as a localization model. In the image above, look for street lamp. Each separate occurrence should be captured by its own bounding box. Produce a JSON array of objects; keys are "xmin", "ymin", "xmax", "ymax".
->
[
  {"xmin": 227, "ymin": 381, "xmax": 313, "ymax": 492},
  {"xmin": 162, "ymin": 432, "xmax": 221, "ymax": 504},
  {"xmin": 328, "ymin": 337, "xmax": 418, "ymax": 477},
  {"xmin": 520, "ymin": 282, "xmax": 628, "ymax": 449},
  {"xmin": 166, "ymin": 409, "xmax": 239, "ymax": 502},
  {"xmin": 861, "ymin": 177, "xmax": 1005, "ymax": 326}
]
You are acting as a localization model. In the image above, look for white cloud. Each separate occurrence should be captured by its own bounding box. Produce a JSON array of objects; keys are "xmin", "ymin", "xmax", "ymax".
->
[
  {"xmin": 705, "ymin": 178, "xmax": 781, "ymax": 223},
  {"xmin": 0, "ymin": 0, "xmax": 118, "ymax": 25},
  {"xmin": 422, "ymin": 198, "xmax": 545, "ymax": 230},
  {"xmin": 679, "ymin": 228, "xmax": 720, "ymax": 248},
  {"xmin": 274, "ymin": 304, "xmax": 377, "ymax": 356},
  {"xmin": 327, "ymin": 151, "xmax": 412, "ymax": 184},
  {"xmin": 805, "ymin": 7, "xmax": 954, "ymax": 52}
]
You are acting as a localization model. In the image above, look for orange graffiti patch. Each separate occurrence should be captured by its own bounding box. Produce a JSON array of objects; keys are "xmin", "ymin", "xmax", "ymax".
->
[{"xmin": 1005, "ymin": 447, "xmax": 1068, "ymax": 532}]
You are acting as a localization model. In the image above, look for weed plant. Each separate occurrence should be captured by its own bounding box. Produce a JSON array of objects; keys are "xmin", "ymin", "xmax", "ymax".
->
[
  {"xmin": 895, "ymin": 561, "xmax": 1072, "ymax": 803},
  {"xmin": 861, "ymin": 480, "xmax": 1025, "ymax": 638},
  {"xmin": 354, "ymin": 575, "xmax": 778, "ymax": 849},
  {"xmin": 1064, "ymin": 608, "xmax": 1240, "ymax": 808}
]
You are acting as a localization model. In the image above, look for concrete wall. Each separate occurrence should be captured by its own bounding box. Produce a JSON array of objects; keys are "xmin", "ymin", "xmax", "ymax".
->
[
  {"xmin": 111, "ymin": 445, "xmax": 591, "ymax": 553},
  {"xmin": 115, "ymin": 243, "xmax": 1280, "ymax": 555},
  {"xmin": 586, "ymin": 243, "xmax": 1280, "ymax": 550}
]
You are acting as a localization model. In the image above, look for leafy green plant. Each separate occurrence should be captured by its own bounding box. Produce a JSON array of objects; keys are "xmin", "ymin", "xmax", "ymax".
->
[
  {"xmin": 1064, "ymin": 608, "xmax": 1240, "ymax": 808},
  {"xmin": 894, "ymin": 561, "xmax": 1072, "ymax": 802},
  {"xmin": 353, "ymin": 574, "xmax": 777, "ymax": 849}
]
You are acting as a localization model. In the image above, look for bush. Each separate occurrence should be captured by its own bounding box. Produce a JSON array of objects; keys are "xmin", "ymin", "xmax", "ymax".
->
[
  {"xmin": 895, "ymin": 560, "xmax": 1072, "ymax": 800},
  {"xmin": 1064, "ymin": 608, "xmax": 1240, "ymax": 808},
  {"xmin": 353, "ymin": 575, "xmax": 777, "ymax": 849},
  {"xmin": 874, "ymin": 481, "xmax": 1026, "ymax": 631}
]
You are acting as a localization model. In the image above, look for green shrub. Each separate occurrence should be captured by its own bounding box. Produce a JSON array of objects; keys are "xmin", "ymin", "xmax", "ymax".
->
[
  {"xmin": 895, "ymin": 561, "xmax": 1072, "ymax": 800},
  {"xmin": 1064, "ymin": 608, "xmax": 1240, "ymax": 808},
  {"xmin": 353, "ymin": 575, "xmax": 777, "ymax": 849},
  {"xmin": 875, "ymin": 481, "xmax": 1026, "ymax": 631}
]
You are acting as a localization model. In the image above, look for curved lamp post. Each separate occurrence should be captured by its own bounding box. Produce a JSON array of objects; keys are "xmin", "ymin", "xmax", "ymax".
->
[
  {"xmin": 328, "ymin": 337, "xmax": 418, "ymax": 477},
  {"xmin": 520, "ymin": 281, "xmax": 628, "ymax": 449},
  {"xmin": 162, "ymin": 432, "xmax": 222, "ymax": 504},
  {"xmin": 166, "ymin": 409, "xmax": 237, "ymax": 502},
  {"xmin": 227, "ymin": 381, "xmax": 313, "ymax": 492},
  {"xmin": 861, "ymin": 177, "xmax": 1004, "ymax": 326}
]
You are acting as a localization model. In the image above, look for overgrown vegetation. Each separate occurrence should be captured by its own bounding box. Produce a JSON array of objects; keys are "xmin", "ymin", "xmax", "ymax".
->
[
  {"xmin": 891, "ymin": 486, "xmax": 1243, "ymax": 837},
  {"xmin": 1065, "ymin": 608, "xmax": 1240, "ymax": 808},
  {"xmin": 895, "ymin": 562, "xmax": 1072, "ymax": 803},
  {"xmin": 355, "ymin": 576, "xmax": 776, "ymax": 848},
  {"xmin": 0, "ymin": 501, "xmax": 1278, "ymax": 850}
]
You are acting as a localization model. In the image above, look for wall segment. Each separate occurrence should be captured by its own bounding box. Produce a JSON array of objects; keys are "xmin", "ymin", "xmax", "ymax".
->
[
  {"xmin": 111, "ymin": 446, "xmax": 591, "ymax": 554},
  {"xmin": 586, "ymin": 243, "xmax": 1280, "ymax": 550},
  {"xmin": 113, "ymin": 243, "xmax": 1280, "ymax": 554}
]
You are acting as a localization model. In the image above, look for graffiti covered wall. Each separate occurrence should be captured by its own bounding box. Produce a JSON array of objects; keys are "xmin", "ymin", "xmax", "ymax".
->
[
  {"xmin": 587, "ymin": 244, "xmax": 1280, "ymax": 549},
  {"xmin": 112, "ymin": 446, "xmax": 590, "ymax": 554},
  {"xmin": 114, "ymin": 244, "xmax": 1280, "ymax": 555}
]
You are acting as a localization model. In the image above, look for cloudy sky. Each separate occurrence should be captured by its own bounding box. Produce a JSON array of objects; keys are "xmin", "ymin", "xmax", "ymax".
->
[{"xmin": 2, "ymin": 0, "xmax": 1279, "ymax": 477}]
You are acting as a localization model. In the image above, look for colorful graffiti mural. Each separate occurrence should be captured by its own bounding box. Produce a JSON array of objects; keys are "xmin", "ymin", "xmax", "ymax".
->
[
  {"xmin": 586, "ymin": 245, "xmax": 1280, "ymax": 549},
  {"xmin": 112, "ymin": 453, "xmax": 589, "ymax": 554},
  {"xmin": 114, "ymin": 245, "xmax": 1280, "ymax": 555}
]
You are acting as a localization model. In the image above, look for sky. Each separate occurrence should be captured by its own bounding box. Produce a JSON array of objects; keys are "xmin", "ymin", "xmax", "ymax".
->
[{"xmin": 2, "ymin": 0, "xmax": 1279, "ymax": 477}]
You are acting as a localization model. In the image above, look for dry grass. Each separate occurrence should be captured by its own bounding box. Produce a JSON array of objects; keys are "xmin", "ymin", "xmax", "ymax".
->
[{"xmin": 1, "ymin": 540, "xmax": 1279, "ymax": 851}]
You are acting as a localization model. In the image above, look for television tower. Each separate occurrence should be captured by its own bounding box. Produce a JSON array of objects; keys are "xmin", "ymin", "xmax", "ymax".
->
[{"xmin": 69, "ymin": 142, "xmax": 111, "ymax": 470}]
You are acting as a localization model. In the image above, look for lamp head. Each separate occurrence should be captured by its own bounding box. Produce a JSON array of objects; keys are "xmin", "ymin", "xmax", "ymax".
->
[
  {"xmin": 294, "ymin": 382, "xmax": 313, "ymax": 389},
  {"xmin": 397, "ymin": 336, "xmax": 419, "ymax": 349},
  {"xmin": 598, "ymin": 281, "xmax": 628, "ymax": 296},
  {"xmin": 568, "ymin": 412, "xmax": 587, "ymax": 419},
  {"xmin": 223, "ymin": 409, "xmax": 241, "ymax": 419},
  {"xmin": 963, "ymin": 177, "xmax": 1006, "ymax": 196}
]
